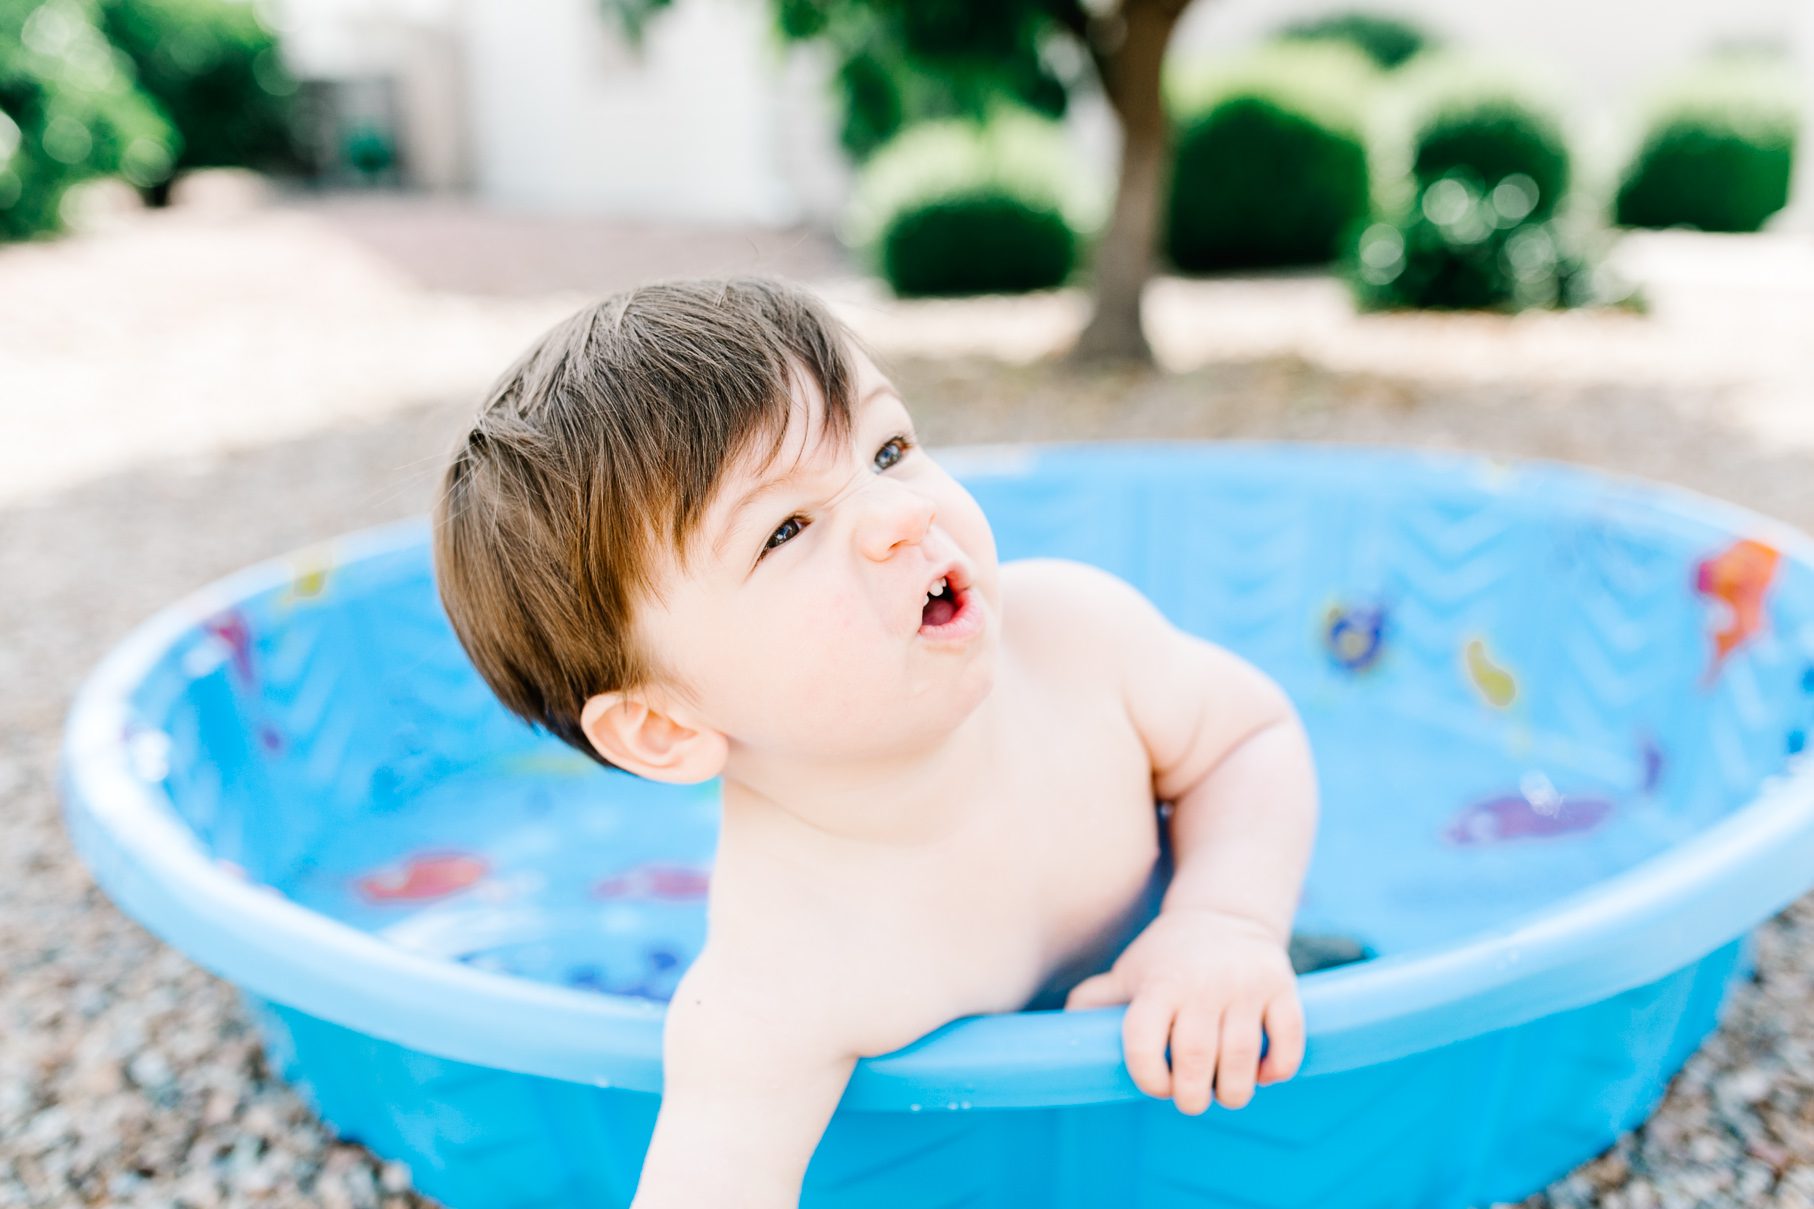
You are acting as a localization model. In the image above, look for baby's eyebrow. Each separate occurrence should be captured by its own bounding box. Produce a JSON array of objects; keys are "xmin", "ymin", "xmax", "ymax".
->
[{"xmin": 710, "ymin": 384, "xmax": 901, "ymax": 560}]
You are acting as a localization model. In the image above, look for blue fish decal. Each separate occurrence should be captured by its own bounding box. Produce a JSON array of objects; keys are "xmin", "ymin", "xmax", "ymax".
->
[{"xmin": 1324, "ymin": 603, "xmax": 1387, "ymax": 673}]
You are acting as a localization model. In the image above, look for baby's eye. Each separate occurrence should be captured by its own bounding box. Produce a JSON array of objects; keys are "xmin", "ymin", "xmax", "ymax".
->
[
  {"xmin": 756, "ymin": 433, "xmax": 917, "ymax": 563},
  {"xmin": 874, "ymin": 433, "xmax": 913, "ymax": 471}
]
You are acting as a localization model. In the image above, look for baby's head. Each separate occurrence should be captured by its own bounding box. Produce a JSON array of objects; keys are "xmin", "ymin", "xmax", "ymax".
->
[{"xmin": 432, "ymin": 275, "xmax": 1000, "ymax": 786}]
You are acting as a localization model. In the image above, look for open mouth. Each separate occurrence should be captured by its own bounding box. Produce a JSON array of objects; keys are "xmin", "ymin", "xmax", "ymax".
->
[
  {"xmin": 917, "ymin": 570, "xmax": 979, "ymax": 641},
  {"xmin": 920, "ymin": 577, "xmax": 962, "ymax": 629}
]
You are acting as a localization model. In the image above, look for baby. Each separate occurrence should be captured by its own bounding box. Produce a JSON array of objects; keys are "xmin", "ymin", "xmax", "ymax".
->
[{"xmin": 433, "ymin": 276, "xmax": 1328, "ymax": 1208}]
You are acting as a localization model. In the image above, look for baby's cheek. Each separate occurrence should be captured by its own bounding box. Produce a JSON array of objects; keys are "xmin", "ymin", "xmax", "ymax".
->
[{"xmin": 813, "ymin": 588, "xmax": 864, "ymax": 644}]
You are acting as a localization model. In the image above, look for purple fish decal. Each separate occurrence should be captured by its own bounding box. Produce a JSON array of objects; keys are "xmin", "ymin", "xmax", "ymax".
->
[
  {"xmin": 1638, "ymin": 733, "xmax": 1664, "ymax": 795},
  {"xmin": 590, "ymin": 863, "xmax": 711, "ymax": 901},
  {"xmin": 1445, "ymin": 784, "xmax": 1614, "ymax": 845}
]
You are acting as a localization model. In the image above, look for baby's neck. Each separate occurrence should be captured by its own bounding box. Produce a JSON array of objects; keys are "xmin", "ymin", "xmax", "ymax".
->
[{"xmin": 718, "ymin": 685, "xmax": 1008, "ymax": 853}]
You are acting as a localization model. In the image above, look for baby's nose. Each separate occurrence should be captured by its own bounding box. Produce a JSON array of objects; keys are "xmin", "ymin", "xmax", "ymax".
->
[{"xmin": 855, "ymin": 477, "xmax": 935, "ymax": 559}]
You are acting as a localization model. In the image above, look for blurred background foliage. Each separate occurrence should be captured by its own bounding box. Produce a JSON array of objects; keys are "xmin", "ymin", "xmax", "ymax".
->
[
  {"xmin": 0, "ymin": 0, "xmax": 175, "ymax": 238},
  {"xmin": 0, "ymin": 0, "xmax": 297, "ymax": 238},
  {"xmin": 782, "ymin": 0, "xmax": 1075, "ymax": 164},
  {"xmin": 4, "ymin": 0, "xmax": 1805, "ymax": 319},
  {"xmin": 818, "ymin": 4, "xmax": 1799, "ymax": 315},
  {"xmin": 843, "ymin": 105, "xmax": 1094, "ymax": 296},
  {"xmin": 1393, "ymin": 59, "xmax": 1573, "ymax": 222},
  {"xmin": 1613, "ymin": 53, "xmax": 1799, "ymax": 234},
  {"xmin": 610, "ymin": 0, "xmax": 1081, "ymax": 164},
  {"xmin": 1273, "ymin": 9, "xmax": 1432, "ymax": 72},
  {"xmin": 1159, "ymin": 42, "xmax": 1377, "ymax": 271},
  {"xmin": 98, "ymin": 0, "xmax": 303, "ymax": 202}
]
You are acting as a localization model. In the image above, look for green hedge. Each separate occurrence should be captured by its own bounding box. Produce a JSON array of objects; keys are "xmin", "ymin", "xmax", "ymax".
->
[
  {"xmin": 845, "ymin": 106, "xmax": 1099, "ymax": 296},
  {"xmin": 879, "ymin": 190, "xmax": 1076, "ymax": 296},
  {"xmin": 1161, "ymin": 43, "xmax": 1378, "ymax": 270},
  {"xmin": 1613, "ymin": 57, "xmax": 1798, "ymax": 233},
  {"xmin": 1345, "ymin": 170, "xmax": 1597, "ymax": 311},
  {"xmin": 1390, "ymin": 58, "xmax": 1572, "ymax": 220},
  {"xmin": 0, "ymin": 0, "xmax": 177, "ymax": 239}
]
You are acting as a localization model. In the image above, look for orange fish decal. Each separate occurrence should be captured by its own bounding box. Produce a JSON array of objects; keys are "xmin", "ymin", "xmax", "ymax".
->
[
  {"xmin": 1695, "ymin": 539, "xmax": 1779, "ymax": 684},
  {"xmin": 355, "ymin": 851, "xmax": 489, "ymax": 903}
]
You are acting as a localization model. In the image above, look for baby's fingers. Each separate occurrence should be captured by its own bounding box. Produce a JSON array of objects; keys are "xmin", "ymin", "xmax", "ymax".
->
[
  {"xmin": 1257, "ymin": 991, "xmax": 1306, "ymax": 1086},
  {"xmin": 1212, "ymin": 1001, "xmax": 1265, "ymax": 1110},
  {"xmin": 1121, "ymin": 986, "xmax": 1179, "ymax": 1100},
  {"xmin": 1167, "ymin": 1002, "xmax": 1222, "ymax": 1116}
]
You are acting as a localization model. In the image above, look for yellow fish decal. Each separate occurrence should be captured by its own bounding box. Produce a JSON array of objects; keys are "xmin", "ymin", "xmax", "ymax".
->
[
  {"xmin": 278, "ymin": 544, "xmax": 335, "ymax": 610},
  {"xmin": 1465, "ymin": 637, "xmax": 1517, "ymax": 707}
]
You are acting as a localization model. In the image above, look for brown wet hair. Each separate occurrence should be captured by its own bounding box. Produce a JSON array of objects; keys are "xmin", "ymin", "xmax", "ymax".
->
[{"xmin": 431, "ymin": 274, "xmax": 888, "ymax": 773}]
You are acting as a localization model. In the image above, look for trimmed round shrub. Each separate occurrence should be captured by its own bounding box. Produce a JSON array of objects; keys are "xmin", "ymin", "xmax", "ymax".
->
[
  {"xmin": 1394, "ymin": 59, "xmax": 1571, "ymax": 220},
  {"xmin": 844, "ymin": 106, "xmax": 1100, "ymax": 296},
  {"xmin": 0, "ymin": 0, "xmax": 178, "ymax": 240},
  {"xmin": 1275, "ymin": 11, "xmax": 1434, "ymax": 71},
  {"xmin": 1613, "ymin": 58, "xmax": 1798, "ymax": 233},
  {"xmin": 880, "ymin": 190, "xmax": 1076, "ymax": 296},
  {"xmin": 97, "ymin": 0, "xmax": 302, "ymax": 182},
  {"xmin": 1161, "ymin": 43, "xmax": 1378, "ymax": 271},
  {"xmin": 1345, "ymin": 169, "xmax": 1598, "ymax": 312}
]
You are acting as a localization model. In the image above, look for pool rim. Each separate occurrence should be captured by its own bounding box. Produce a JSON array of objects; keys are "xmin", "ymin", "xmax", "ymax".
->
[{"xmin": 58, "ymin": 439, "xmax": 1814, "ymax": 1110}]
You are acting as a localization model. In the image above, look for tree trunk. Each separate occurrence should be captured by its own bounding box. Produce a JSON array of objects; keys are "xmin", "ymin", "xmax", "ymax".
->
[
  {"xmin": 1067, "ymin": 0, "xmax": 1190, "ymax": 368},
  {"xmin": 139, "ymin": 175, "xmax": 175, "ymax": 209}
]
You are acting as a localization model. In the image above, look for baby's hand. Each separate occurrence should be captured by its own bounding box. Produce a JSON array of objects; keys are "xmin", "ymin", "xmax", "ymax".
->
[{"xmin": 1063, "ymin": 907, "xmax": 1305, "ymax": 1114}]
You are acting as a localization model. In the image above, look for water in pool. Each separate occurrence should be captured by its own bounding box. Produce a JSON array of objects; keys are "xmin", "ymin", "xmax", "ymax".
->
[{"xmin": 275, "ymin": 707, "xmax": 1699, "ymax": 1005}]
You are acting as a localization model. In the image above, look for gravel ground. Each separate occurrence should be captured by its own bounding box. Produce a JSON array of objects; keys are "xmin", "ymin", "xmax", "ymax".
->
[{"xmin": 4, "ymin": 175, "xmax": 1813, "ymax": 1207}]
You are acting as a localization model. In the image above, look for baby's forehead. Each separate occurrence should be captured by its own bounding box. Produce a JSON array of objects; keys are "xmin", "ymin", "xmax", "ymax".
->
[{"xmin": 676, "ymin": 351, "xmax": 893, "ymax": 574}]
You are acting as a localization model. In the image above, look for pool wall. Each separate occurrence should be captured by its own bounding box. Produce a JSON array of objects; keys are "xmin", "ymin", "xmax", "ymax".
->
[{"xmin": 61, "ymin": 442, "xmax": 1814, "ymax": 1209}]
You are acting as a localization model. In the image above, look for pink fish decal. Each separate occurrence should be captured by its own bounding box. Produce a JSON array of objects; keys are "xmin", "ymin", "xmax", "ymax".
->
[
  {"xmin": 591, "ymin": 863, "xmax": 711, "ymax": 901},
  {"xmin": 355, "ymin": 851, "xmax": 489, "ymax": 903},
  {"xmin": 202, "ymin": 610, "xmax": 257, "ymax": 690},
  {"xmin": 1444, "ymin": 790, "xmax": 1613, "ymax": 845}
]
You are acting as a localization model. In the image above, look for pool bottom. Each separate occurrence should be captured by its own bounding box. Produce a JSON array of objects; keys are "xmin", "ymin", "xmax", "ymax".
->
[
  {"xmin": 273, "ymin": 711, "xmax": 1696, "ymax": 1010},
  {"xmin": 246, "ymin": 933, "xmax": 1755, "ymax": 1209}
]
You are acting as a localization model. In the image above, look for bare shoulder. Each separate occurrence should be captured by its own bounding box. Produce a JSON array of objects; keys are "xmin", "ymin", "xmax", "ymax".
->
[
  {"xmin": 999, "ymin": 557, "xmax": 1171, "ymax": 688},
  {"xmin": 1000, "ymin": 558, "xmax": 1295, "ymax": 801},
  {"xmin": 1000, "ymin": 556, "xmax": 1160, "ymax": 621}
]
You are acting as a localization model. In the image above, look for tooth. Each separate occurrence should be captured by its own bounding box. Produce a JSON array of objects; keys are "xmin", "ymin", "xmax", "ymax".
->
[{"xmin": 929, "ymin": 578, "xmax": 947, "ymax": 597}]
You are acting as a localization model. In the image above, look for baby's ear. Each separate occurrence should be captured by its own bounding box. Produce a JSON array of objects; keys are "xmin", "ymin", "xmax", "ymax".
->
[{"xmin": 580, "ymin": 691, "xmax": 727, "ymax": 784}]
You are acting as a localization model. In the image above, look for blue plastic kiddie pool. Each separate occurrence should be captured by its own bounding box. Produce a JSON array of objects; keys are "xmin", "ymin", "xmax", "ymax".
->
[{"xmin": 61, "ymin": 442, "xmax": 1814, "ymax": 1209}]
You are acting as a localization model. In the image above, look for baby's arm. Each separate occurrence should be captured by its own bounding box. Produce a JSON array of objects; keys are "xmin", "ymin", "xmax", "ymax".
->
[
  {"xmin": 631, "ymin": 952, "xmax": 858, "ymax": 1209},
  {"xmin": 1035, "ymin": 559, "xmax": 1316, "ymax": 1112}
]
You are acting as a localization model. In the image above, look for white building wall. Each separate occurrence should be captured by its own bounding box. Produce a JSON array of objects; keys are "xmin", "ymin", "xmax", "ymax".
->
[{"xmin": 449, "ymin": 0, "xmax": 833, "ymax": 225}]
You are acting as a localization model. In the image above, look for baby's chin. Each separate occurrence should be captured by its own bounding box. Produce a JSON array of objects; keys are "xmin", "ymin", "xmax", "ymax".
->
[{"xmin": 914, "ymin": 635, "xmax": 1001, "ymax": 720}]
